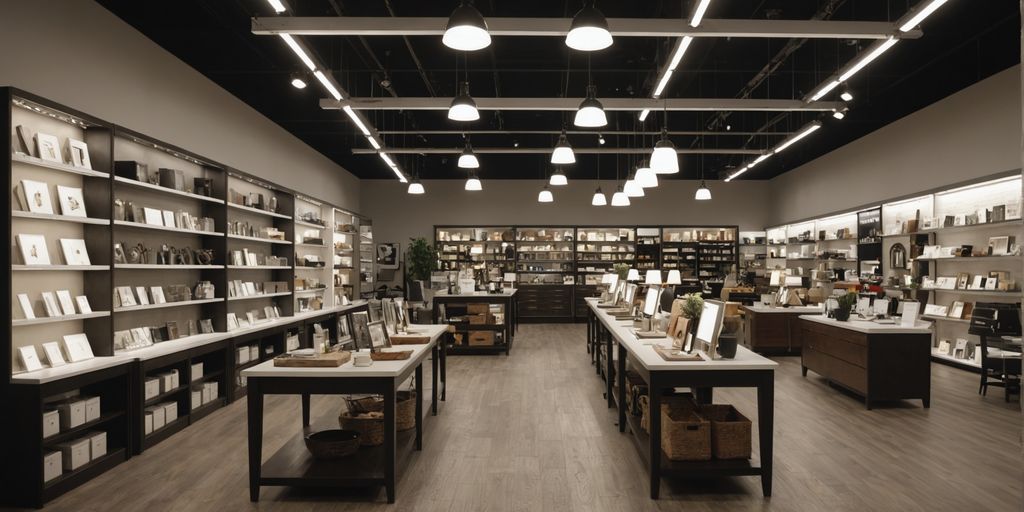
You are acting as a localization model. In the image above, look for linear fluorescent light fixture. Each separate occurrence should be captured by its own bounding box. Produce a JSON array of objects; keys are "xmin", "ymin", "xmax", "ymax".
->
[
  {"xmin": 314, "ymin": 71, "xmax": 343, "ymax": 101},
  {"xmin": 667, "ymin": 36, "xmax": 693, "ymax": 71},
  {"xmin": 379, "ymin": 152, "xmax": 396, "ymax": 168},
  {"xmin": 638, "ymin": 109, "xmax": 650, "ymax": 122},
  {"xmin": 653, "ymin": 70, "xmax": 673, "ymax": 98},
  {"xmin": 689, "ymin": 0, "xmax": 712, "ymax": 27},
  {"xmin": 723, "ymin": 165, "xmax": 748, "ymax": 182},
  {"xmin": 899, "ymin": 0, "xmax": 948, "ymax": 32},
  {"xmin": 267, "ymin": 0, "xmax": 286, "ymax": 13},
  {"xmin": 839, "ymin": 37, "xmax": 898, "ymax": 82},
  {"xmin": 343, "ymin": 106, "xmax": 370, "ymax": 136},
  {"xmin": 366, "ymin": 136, "xmax": 381, "ymax": 150},
  {"xmin": 279, "ymin": 34, "xmax": 315, "ymax": 71},
  {"xmin": 810, "ymin": 80, "xmax": 841, "ymax": 102},
  {"xmin": 774, "ymin": 121, "xmax": 822, "ymax": 154}
]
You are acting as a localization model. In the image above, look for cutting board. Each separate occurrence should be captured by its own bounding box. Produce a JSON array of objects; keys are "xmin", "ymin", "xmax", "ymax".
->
[
  {"xmin": 389, "ymin": 335, "xmax": 430, "ymax": 345},
  {"xmin": 273, "ymin": 350, "xmax": 352, "ymax": 367}
]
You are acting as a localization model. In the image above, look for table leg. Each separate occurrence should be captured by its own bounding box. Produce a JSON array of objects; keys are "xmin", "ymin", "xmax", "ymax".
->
[
  {"xmin": 247, "ymin": 379, "xmax": 263, "ymax": 502},
  {"xmin": 431, "ymin": 343, "xmax": 439, "ymax": 415},
  {"xmin": 440, "ymin": 339, "xmax": 447, "ymax": 401},
  {"xmin": 384, "ymin": 383, "xmax": 396, "ymax": 503},
  {"xmin": 415, "ymin": 363, "xmax": 423, "ymax": 450},
  {"xmin": 648, "ymin": 375, "xmax": 661, "ymax": 500},
  {"xmin": 757, "ymin": 372, "xmax": 774, "ymax": 498},
  {"xmin": 617, "ymin": 341, "xmax": 626, "ymax": 432},
  {"xmin": 695, "ymin": 387, "xmax": 713, "ymax": 404},
  {"xmin": 605, "ymin": 329, "xmax": 614, "ymax": 408},
  {"xmin": 301, "ymin": 393, "xmax": 310, "ymax": 427},
  {"xmin": 587, "ymin": 312, "xmax": 593, "ymax": 354}
]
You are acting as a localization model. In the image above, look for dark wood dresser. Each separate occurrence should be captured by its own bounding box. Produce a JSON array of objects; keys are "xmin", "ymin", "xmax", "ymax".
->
[{"xmin": 741, "ymin": 305, "xmax": 824, "ymax": 353}]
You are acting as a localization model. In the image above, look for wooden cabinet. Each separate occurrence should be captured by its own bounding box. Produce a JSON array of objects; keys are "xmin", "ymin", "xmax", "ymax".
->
[
  {"xmin": 517, "ymin": 284, "xmax": 572, "ymax": 322},
  {"xmin": 741, "ymin": 306, "xmax": 821, "ymax": 353},
  {"xmin": 799, "ymin": 318, "xmax": 931, "ymax": 409}
]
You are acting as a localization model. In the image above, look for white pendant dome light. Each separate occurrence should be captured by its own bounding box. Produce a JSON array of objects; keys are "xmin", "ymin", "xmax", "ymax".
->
[
  {"xmin": 591, "ymin": 187, "xmax": 607, "ymax": 206},
  {"xmin": 457, "ymin": 139, "xmax": 480, "ymax": 169},
  {"xmin": 464, "ymin": 170, "xmax": 482, "ymax": 191},
  {"xmin": 549, "ymin": 168, "xmax": 568, "ymax": 186},
  {"xmin": 538, "ymin": 184, "xmax": 554, "ymax": 203},
  {"xmin": 551, "ymin": 130, "xmax": 576, "ymax": 164},
  {"xmin": 610, "ymin": 185, "xmax": 630, "ymax": 206},
  {"xmin": 694, "ymin": 180, "xmax": 711, "ymax": 200},
  {"xmin": 442, "ymin": 1, "xmax": 491, "ymax": 52},
  {"xmin": 635, "ymin": 160, "xmax": 658, "ymax": 188},
  {"xmin": 566, "ymin": 2, "xmax": 613, "ymax": 51},
  {"xmin": 407, "ymin": 178, "xmax": 425, "ymax": 195},
  {"xmin": 624, "ymin": 173, "xmax": 645, "ymax": 197},
  {"xmin": 448, "ymin": 81, "xmax": 480, "ymax": 122},
  {"xmin": 650, "ymin": 127, "xmax": 679, "ymax": 174},
  {"xmin": 574, "ymin": 84, "xmax": 607, "ymax": 128}
]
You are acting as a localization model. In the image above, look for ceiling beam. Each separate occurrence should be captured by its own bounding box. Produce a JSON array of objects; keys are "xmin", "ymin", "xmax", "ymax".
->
[
  {"xmin": 375, "ymin": 130, "xmax": 793, "ymax": 136},
  {"xmin": 253, "ymin": 17, "xmax": 921, "ymax": 40},
  {"xmin": 351, "ymin": 147, "xmax": 765, "ymax": 155},
  {"xmin": 322, "ymin": 97, "xmax": 844, "ymax": 112}
]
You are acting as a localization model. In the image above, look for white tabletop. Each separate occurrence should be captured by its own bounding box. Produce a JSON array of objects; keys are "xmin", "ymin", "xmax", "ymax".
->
[
  {"xmin": 435, "ymin": 289, "xmax": 517, "ymax": 298},
  {"xmin": 242, "ymin": 324, "xmax": 445, "ymax": 379},
  {"xmin": 799, "ymin": 314, "xmax": 933, "ymax": 334},
  {"xmin": 588, "ymin": 301, "xmax": 777, "ymax": 372},
  {"xmin": 11, "ymin": 301, "xmax": 371, "ymax": 384},
  {"xmin": 743, "ymin": 305, "xmax": 824, "ymax": 314}
]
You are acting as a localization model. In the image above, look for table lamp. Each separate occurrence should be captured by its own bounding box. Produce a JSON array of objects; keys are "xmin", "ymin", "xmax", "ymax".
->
[
  {"xmin": 666, "ymin": 270, "xmax": 682, "ymax": 286},
  {"xmin": 627, "ymin": 268, "xmax": 640, "ymax": 282},
  {"xmin": 645, "ymin": 270, "xmax": 662, "ymax": 286}
]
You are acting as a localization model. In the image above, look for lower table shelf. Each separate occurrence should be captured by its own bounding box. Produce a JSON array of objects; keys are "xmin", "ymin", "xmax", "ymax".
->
[{"xmin": 42, "ymin": 448, "xmax": 128, "ymax": 502}]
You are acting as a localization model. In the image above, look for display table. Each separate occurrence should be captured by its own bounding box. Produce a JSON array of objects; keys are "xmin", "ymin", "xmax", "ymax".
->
[
  {"xmin": 798, "ymin": 315, "xmax": 932, "ymax": 409},
  {"xmin": 242, "ymin": 324, "xmax": 446, "ymax": 503},
  {"xmin": 433, "ymin": 289, "xmax": 518, "ymax": 355},
  {"xmin": 740, "ymin": 305, "xmax": 823, "ymax": 353},
  {"xmin": 587, "ymin": 298, "xmax": 778, "ymax": 499}
]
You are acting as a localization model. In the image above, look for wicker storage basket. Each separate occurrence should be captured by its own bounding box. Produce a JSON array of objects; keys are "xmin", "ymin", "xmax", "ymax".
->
[
  {"xmin": 625, "ymin": 371, "xmax": 647, "ymax": 417},
  {"xmin": 640, "ymin": 393, "xmax": 694, "ymax": 433},
  {"xmin": 304, "ymin": 429, "xmax": 361, "ymax": 459},
  {"xmin": 661, "ymin": 402, "xmax": 711, "ymax": 461},
  {"xmin": 700, "ymin": 404, "xmax": 752, "ymax": 460},
  {"xmin": 338, "ymin": 391, "xmax": 417, "ymax": 446}
]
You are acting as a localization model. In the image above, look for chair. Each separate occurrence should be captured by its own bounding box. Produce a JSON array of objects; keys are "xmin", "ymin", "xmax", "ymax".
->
[{"xmin": 978, "ymin": 334, "xmax": 1022, "ymax": 401}]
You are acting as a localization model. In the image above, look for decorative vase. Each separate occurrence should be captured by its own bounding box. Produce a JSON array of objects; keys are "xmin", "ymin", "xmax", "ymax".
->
[
  {"xmin": 717, "ymin": 338, "xmax": 738, "ymax": 359},
  {"xmin": 834, "ymin": 307, "xmax": 852, "ymax": 321}
]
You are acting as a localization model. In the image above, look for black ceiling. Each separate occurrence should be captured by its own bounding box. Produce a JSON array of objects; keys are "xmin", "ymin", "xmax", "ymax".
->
[{"xmin": 97, "ymin": 0, "xmax": 1020, "ymax": 181}]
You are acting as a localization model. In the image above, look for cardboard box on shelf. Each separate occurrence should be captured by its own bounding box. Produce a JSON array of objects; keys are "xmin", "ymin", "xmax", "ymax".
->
[
  {"xmin": 190, "ymin": 362, "xmax": 204, "ymax": 381},
  {"xmin": 56, "ymin": 400, "xmax": 85, "ymax": 430},
  {"xmin": 468, "ymin": 331, "xmax": 495, "ymax": 346},
  {"xmin": 43, "ymin": 410, "xmax": 60, "ymax": 438},
  {"xmin": 466, "ymin": 303, "xmax": 489, "ymax": 315},
  {"xmin": 56, "ymin": 438, "xmax": 90, "ymax": 471},
  {"xmin": 43, "ymin": 451, "xmax": 62, "ymax": 482},
  {"xmin": 86, "ymin": 431, "xmax": 107, "ymax": 459}
]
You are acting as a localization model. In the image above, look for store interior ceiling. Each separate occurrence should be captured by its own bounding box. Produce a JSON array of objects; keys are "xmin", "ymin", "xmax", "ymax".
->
[{"xmin": 98, "ymin": 0, "xmax": 1020, "ymax": 181}]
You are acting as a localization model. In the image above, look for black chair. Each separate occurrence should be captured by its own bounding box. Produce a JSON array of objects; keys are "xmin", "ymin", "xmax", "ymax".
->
[{"xmin": 978, "ymin": 334, "xmax": 1022, "ymax": 401}]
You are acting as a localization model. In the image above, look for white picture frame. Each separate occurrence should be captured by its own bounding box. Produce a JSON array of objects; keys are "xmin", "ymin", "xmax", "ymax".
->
[
  {"xmin": 151, "ymin": 286, "xmax": 166, "ymax": 304},
  {"xmin": 66, "ymin": 139, "xmax": 92, "ymax": 169},
  {"xmin": 949, "ymin": 301, "xmax": 965, "ymax": 319},
  {"xmin": 17, "ymin": 234, "xmax": 51, "ymax": 266},
  {"xmin": 42, "ymin": 342, "xmax": 66, "ymax": 367},
  {"xmin": 143, "ymin": 207, "xmax": 164, "ymax": 226},
  {"xmin": 61, "ymin": 333, "xmax": 95, "ymax": 363},
  {"xmin": 135, "ymin": 286, "xmax": 150, "ymax": 306},
  {"xmin": 55, "ymin": 185, "xmax": 87, "ymax": 217},
  {"xmin": 116, "ymin": 286, "xmax": 136, "ymax": 307},
  {"xmin": 162, "ymin": 210, "xmax": 176, "ymax": 228},
  {"xmin": 59, "ymin": 239, "xmax": 91, "ymax": 265},
  {"xmin": 56, "ymin": 290, "xmax": 76, "ymax": 316},
  {"xmin": 923, "ymin": 304, "xmax": 947, "ymax": 317},
  {"xmin": 75, "ymin": 295, "xmax": 92, "ymax": 314},
  {"xmin": 18, "ymin": 346, "xmax": 44, "ymax": 372},
  {"xmin": 20, "ymin": 179, "xmax": 54, "ymax": 214},
  {"xmin": 17, "ymin": 293, "xmax": 36, "ymax": 320},
  {"xmin": 41, "ymin": 292, "xmax": 63, "ymax": 317},
  {"xmin": 35, "ymin": 133, "xmax": 63, "ymax": 163}
]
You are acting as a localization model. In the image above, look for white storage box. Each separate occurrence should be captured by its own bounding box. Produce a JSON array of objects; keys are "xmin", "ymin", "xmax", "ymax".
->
[
  {"xmin": 144, "ymin": 412, "xmax": 153, "ymax": 435},
  {"xmin": 43, "ymin": 451, "xmax": 62, "ymax": 482},
  {"xmin": 236, "ymin": 347, "xmax": 250, "ymax": 364},
  {"xmin": 190, "ymin": 362, "xmax": 204, "ymax": 382},
  {"xmin": 144, "ymin": 378, "xmax": 160, "ymax": 401},
  {"xmin": 57, "ymin": 438, "xmax": 91, "ymax": 471},
  {"xmin": 162, "ymin": 402, "xmax": 178, "ymax": 424},
  {"xmin": 84, "ymin": 396, "xmax": 101, "ymax": 422},
  {"xmin": 86, "ymin": 431, "xmax": 107, "ymax": 459},
  {"xmin": 57, "ymin": 400, "xmax": 85, "ymax": 429},
  {"xmin": 145, "ymin": 406, "xmax": 165, "ymax": 432},
  {"xmin": 202, "ymin": 386, "xmax": 213, "ymax": 404},
  {"xmin": 249, "ymin": 345, "xmax": 259, "ymax": 361},
  {"xmin": 191, "ymin": 390, "xmax": 203, "ymax": 410},
  {"xmin": 43, "ymin": 410, "xmax": 60, "ymax": 438}
]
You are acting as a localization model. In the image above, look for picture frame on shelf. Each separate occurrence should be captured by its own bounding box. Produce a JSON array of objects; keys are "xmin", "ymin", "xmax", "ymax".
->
[
  {"xmin": 368, "ymin": 320, "xmax": 391, "ymax": 350},
  {"xmin": 17, "ymin": 293, "xmax": 36, "ymax": 320},
  {"xmin": 937, "ymin": 339, "xmax": 951, "ymax": 355},
  {"xmin": 59, "ymin": 239, "xmax": 91, "ymax": 265},
  {"xmin": 41, "ymin": 292, "xmax": 62, "ymax": 317},
  {"xmin": 166, "ymin": 321, "xmax": 180, "ymax": 340},
  {"xmin": 200, "ymin": 319, "xmax": 214, "ymax": 334},
  {"xmin": 56, "ymin": 290, "xmax": 76, "ymax": 316},
  {"xmin": 143, "ymin": 207, "xmax": 163, "ymax": 226},
  {"xmin": 18, "ymin": 346, "xmax": 44, "ymax": 372},
  {"xmin": 151, "ymin": 286, "xmax": 166, "ymax": 304},
  {"xmin": 15, "ymin": 125, "xmax": 35, "ymax": 156},
  {"xmin": 949, "ymin": 301, "xmax": 965, "ymax": 319},
  {"xmin": 955, "ymin": 273, "xmax": 970, "ymax": 290},
  {"xmin": 56, "ymin": 185, "xmax": 87, "ymax": 217},
  {"xmin": 18, "ymin": 179, "xmax": 54, "ymax": 214},
  {"xmin": 61, "ymin": 333, "xmax": 94, "ymax": 362},
  {"xmin": 75, "ymin": 295, "xmax": 92, "ymax": 314},
  {"xmin": 35, "ymin": 132, "xmax": 62, "ymax": 163},
  {"xmin": 66, "ymin": 139, "xmax": 92, "ymax": 169},
  {"xmin": 923, "ymin": 304, "xmax": 947, "ymax": 317},
  {"xmin": 113, "ymin": 330, "xmax": 132, "ymax": 351},
  {"xmin": 115, "ymin": 286, "xmax": 136, "ymax": 307},
  {"xmin": 42, "ymin": 342, "xmax": 66, "ymax": 367},
  {"xmin": 988, "ymin": 236, "xmax": 1011, "ymax": 256},
  {"xmin": 17, "ymin": 234, "xmax": 51, "ymax": 266},
  {"xmin": 135, "ymin": 286, "xmax": 150, "ymax": 305},
  {"xmin": 187, "ymin": 319, "xmax": 197, "ymax": 337},
  {"xmin": 162, "ymin": 210, "xmax": 176, "ymax": 228}
]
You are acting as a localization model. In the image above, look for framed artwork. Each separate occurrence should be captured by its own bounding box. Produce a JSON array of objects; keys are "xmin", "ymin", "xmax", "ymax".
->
[
  {"xmin": 949, "ymin": 301, "xmax": 965, "ymax": 319},
  {"xmin": 923, "ymin": 304, "xmax": 947, "ymax": 317},
  {"xmin": 18, "ymin": 346, "xmax": 44, "ymax": 372},
  {"xmin": 988, "ymin": 236, "xmax": 1010, "ymax": 256},
  {"xmin": 166, "ymin": 321, "xmax": 180, "ymax": 340},
  {"xmin": 368, "ymin": 320, "xmax": 390, "ymax": 350},
  {"xmin": 200, "ymin": 319, "xmax": 215, "ymax": 334},
  {"xmin": 56, "ymin": 290, "xmax": 76, "ymax": 315},
  {"xmin": 66, "ymin": 139, "xmax": 92, "ymax": 169},
  {"xmin": 135, "ymin": 286, "xmax": 150, "ymax": 305},
  {"xmin": 17, "ymin": 293, "xmax": 35, "ymax": 320},
  {"xmin": 62, "ymin": 334, "xmax": 95, "ymax": 362},
  {"xmin": 337, "ymin": 315, "xmax": 353, "ymax": 345},
  {"xmin": 955, "ymin": 272, "xmax": 970, "ymax": 290},
  {"xmin": 42, "ymin": 342, "xmax": 66, "ymax": 367},
  {"xmin": 151, "ymin": 286, "xmax": 166, "ymax": 304},
  {"xmin": 113, "ymin": 330, "xmax": 132, "ymax": 351},
  {"xmin": 162, "ymin": 210, "xmax": 176, "ymax": 228},
  {"xmin": 41, "ymin": 292, "xmax": 62, "ymax": 317},
  {"xmin": 376, "ymin": 242, "xmax": 399, "ymax": 269},
  {"xmin": 143, "ymin": 207, "xmax": 164, "ymax": 226},
  {"xmin": 35, "ymin": 133, "xmax": 62, "ymax": 163},
  {"xmin": 59, "ymin": 239, "xmax": 91, "ymax": 265},
  {"xmin": 187, "ymin": 319, "xmax": 197, "ymax": 337},
  {"xmin": 75, "ymin": 295, "xmax": 92, "ymax": 314},
  {"xmin": 17, "ymin": 234, "xmax": 51, "ymax": 266},
  {"xmin": 15, "ymin": 125, "xmax": 35, "ymax": 156},
  {"xmin": 56, "ymin": 185, "xmax": 87, "ymax": 217},
  {"xmin": 351, "ymin": 311, "xmax": 372, "ymax": 350},
  {"xmin": 20, "ymin": 179, "xmax": 54, "ymax": 214}
]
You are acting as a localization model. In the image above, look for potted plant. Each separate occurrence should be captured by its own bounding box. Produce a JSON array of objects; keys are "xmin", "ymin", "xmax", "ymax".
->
[
  {"xmin": 405, "ymin": 237, "xmax": 437, "ymax": 287},
  {"xmin": 834, "ymin": 292, "xmax": 857, "ymax": 321},
  {"xmin": 680, "ymin": 293, "xmax": 704, "ymax": 344},
  {"xmin": 613, "ymin": 262, "xmax": 630, "ymax": 282}
]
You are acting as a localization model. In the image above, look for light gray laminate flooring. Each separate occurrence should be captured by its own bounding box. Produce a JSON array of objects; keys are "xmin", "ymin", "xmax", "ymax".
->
[{"xmin": 40, "ymin": 324, "xmax": 1022, "ymax": 511}]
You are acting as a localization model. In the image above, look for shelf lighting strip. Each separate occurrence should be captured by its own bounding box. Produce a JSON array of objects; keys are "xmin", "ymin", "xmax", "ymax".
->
[
  {"xmin": 268, "ymin": 0, "xmax": 406, "ymax": 183},
  {"xmin": 724, "ymin": 121, "xmax": 821, "ymax": 182}
]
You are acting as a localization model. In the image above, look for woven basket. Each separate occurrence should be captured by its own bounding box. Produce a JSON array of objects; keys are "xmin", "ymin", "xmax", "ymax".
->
[
  {"xmin": 661, "ymin": 402, "xmax": 711, "ymax": 461},
  {"xmin": 700, "ymin": 404, "xmax": 752, "ymax": 460},
  {"xmin": 338, "ymin": 411, "xmax": 385, "ymax": 446},
  {"xmin": 304, "ymin": 429, "xmax": 360, "ymax": 459},
  {"xmin": 625, "ymin": 371, "xmax": 647, "ymax": 417},
  {"xmin": 338, "ymin": 391, "xmax": 417, "ymax": 445}
]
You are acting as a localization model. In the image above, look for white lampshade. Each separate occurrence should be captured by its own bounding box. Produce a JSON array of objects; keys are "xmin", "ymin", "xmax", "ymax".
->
[
  {"xmin": 406, "ymin": 179, "xmax": 425, "ymax": 195},
  {"xmin": 610, "ymin": 186, "xmax": 630, "ymax": 206},
  {"xmin": 549, "ymin": 168, "xmax": 568, "ymax": 186},
  {"xmin": 694, "ymin": 180, "xmax": 712, "ymax": 200},
  {"xmin": 626, "ymin": 269, "xmax": 640, "ymax": 282},
  {"xmin": 565, "ymin": 4, "xmax": 613, "ymax": 51},
  {"xmin": 650, "ymin": 130, "xmax": 679, "ymax": 174},
  {"xmin": 624, "ymin": 177, "xmax": 645, "ymax": 198},
  {"xmin": 448, "ymin": 82, "xmax": 479, "ymax": 122},
  {"xmin": 666, "ymin": 270, "xmax": 682, "ymax": 285},
  {"xmin": 458, "ymin": 141, "xmax": 480, "ymax": 169},
  {"xmin": 442, "ymin": 2, "xmax": 491, "ymax": 51},
  {"xmin": 635, "ymin": 163, "xmax": 659, "ymax": 188},
  {"xmin": 591, "ymin": 187, "xmax": 607, "ymax": 206},
  {"xmin": 645, "ymin": 270, "xmax": 662, "ymax": 285},
  {"xmin": 538, "ymin": 185, "xmax": 554, "ymax": 203},
  {"xmin": 601, "ymin": 273, "xmax": 615, "ymax": 284},
  {"xmin": 465, "ymin": 172, "xmax": 482, "ymax": 191},
  {"xmin": 551, "ymin": 131, "xmax": 575, "ymax": 164},
  {"xmin": 574, "ymin": 85, "xmax": 607, "ymax": 128}
]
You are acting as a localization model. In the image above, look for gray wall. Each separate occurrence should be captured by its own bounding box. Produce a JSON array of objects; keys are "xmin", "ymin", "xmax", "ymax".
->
[
  {"xmin": 769, "ymin": 65, "xmax": 1022, "ymax": 225},
  {"xmin": 0, "ymin": 0, "xmax": 360, "ymax": 211}
]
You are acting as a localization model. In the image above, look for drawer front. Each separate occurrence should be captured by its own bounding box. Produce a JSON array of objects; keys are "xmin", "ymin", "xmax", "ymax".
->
[
  {"xmin": 805, "ymin": 333, "xmax": 867, "ymax": 368},
  {"xmin": 746, "ymin": 312, "xmax": 791, "ymax": 349},
  {"xmin": 804, "ymin": 346, "xmax": 868, "ymax": 394},
  {"xmin": 800, "ymin": 319, "xmax": 867, "ymax": 346}
]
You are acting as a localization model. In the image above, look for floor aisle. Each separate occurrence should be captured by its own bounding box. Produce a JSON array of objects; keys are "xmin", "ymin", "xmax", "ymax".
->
[{"xmin": 40, "ymin": 324, "xmax": 1022, "ymax": 512}]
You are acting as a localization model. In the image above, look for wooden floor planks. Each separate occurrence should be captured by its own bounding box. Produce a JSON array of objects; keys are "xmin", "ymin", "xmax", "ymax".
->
[{"xmin": 36, "ymin": 323, "xmax": 1022, "ymax": 512}]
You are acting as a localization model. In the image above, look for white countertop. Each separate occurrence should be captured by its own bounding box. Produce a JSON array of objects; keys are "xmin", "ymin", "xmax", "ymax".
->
[
  {"xmin": 435, "ymin": 289, "xmax": 517, "ymax": 298},
  {"xmin": 743, "ymin": 305, "xmax": 824, "ymax": 314},
  {"xmin": 799, "ymin": 314, "xmax": 933, "ymax": 334},
  {"xmin": 588, "ymin": 301, "xmax": 777, "ymax": 372},
  {"xmin": 11, "ymin": 301, "xmax": 371, "ymax": 384},
  {"xmin": 242, "ymin": 324, "xmax": 446, "ymax": 379}
]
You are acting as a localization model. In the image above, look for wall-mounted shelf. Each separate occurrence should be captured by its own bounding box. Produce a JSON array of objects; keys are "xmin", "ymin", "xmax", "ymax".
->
[
  {"xmin": 12, "ymin": 211, "xmax": 110, "ymax": 225},
  {"xmin": 114, "ymin": 176, "xmax": 224, "ymax": 204},
  {"xmin": 113, "ymin": 220, "xmax": 223, "ymax": 237},
  {"xmin": 12, "ymin": 152, "xmax": 110, "ymax": 178},
  {"xmin": 12, "ymin": 311, "xmax": 111, "ymax": 327},
  {"xmin": 114, "ymin": 298, "xmax": 222, "ymax": 313},
  {"xmin": 227, "ymin": 202, "xmax": 291, "ymax": 219}
]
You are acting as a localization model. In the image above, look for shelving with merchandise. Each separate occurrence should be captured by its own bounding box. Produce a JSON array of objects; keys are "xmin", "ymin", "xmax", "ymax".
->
[
  {"xmin": 435, "ymin": 226, "xmax": 516, "ymax": 275},
  {"xmin": 635, "ymin": 227, "xmax": 661, "ymax": 272},
  {"xmin": 738, "ymin": 230, "xmax": 767, "ymax": 277},
  {"xmin": 333, "ymin": 208, "xmax": 359, "ymax": 305},
  {"xmin": 358, "ymin": 217, "xmax": 374, "ymax": 296},
  {"xmin": 661, "ymin": 226, "xmax": 738, "ymax": 283},
  {"xmin": 575, "ymin": 227, "xmax": 636, "ymax": 279},
  {"xmin": 516, "ymin": 227, "xmax": 574, "ymax": 285},
  {"xmin": 293, "ymin": 195, "xmax": 331, "ymax": 313}
]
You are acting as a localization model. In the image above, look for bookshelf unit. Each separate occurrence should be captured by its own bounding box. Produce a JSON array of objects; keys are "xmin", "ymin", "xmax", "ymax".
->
[
  {"xmin": 516, "ymin": 226, "xmax": 574, "ymax": 322},
  {"xmin": 293, "ymin": 195, "xmax": 330, "ymax": 314},
  {"xmin": 333, "ymin": 208, "xmax": 359, "ymax": 305},
  {"xmin": 358, "ymin": 217, "xmax": 374, "ymax": 297}
]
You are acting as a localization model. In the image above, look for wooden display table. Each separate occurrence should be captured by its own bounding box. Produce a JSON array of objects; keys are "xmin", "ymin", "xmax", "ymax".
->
[
  {"xmin": 587, "ymin": 298, "xmax": 778, "ymax": 499},
  {"xmin": 433, "ymin": 289, "xmax": 518, "ymax": 355},
  {"xmin": 741, "ymin": 305, "xmax": 823, "ymax": 353},
  {"xmin": 242, "ymin": 324, "xmax": 446, "ymax": 503},
  {"xmin": 798, "ymin": 315, "xmax": 932, "ymax": 409}
]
